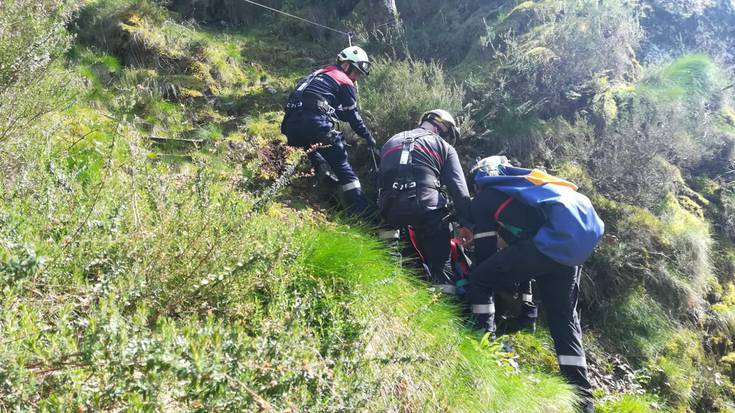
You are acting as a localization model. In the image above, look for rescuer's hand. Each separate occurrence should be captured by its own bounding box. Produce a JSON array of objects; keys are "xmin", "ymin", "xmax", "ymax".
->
[{"xmin": 458, "ymin": 227, "xmax": 474, "ymax": 247}]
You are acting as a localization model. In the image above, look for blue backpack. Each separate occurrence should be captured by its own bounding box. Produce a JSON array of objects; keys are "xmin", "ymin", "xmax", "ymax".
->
[{"xmin": 475, "ymin": 166, "xmax": 604, "ymax": 266}]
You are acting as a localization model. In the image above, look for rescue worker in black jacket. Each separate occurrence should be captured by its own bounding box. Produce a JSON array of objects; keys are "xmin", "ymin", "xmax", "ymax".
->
[
  {"xmin": 378, "ymin": 109, "xmax": 474, "ymax": 293},
  {"xmin": 281, "ymin": 46, "xmax": 376, "ymax": 218},
  {"xmin": 468, "ymin": 156, "xmax": 595, "ymax": 413}
]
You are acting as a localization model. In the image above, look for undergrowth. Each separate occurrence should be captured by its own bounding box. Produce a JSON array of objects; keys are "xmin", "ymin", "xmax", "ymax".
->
[{"xmin": 3, "ymin": 0, "xmax": 735, "ymax": 411}]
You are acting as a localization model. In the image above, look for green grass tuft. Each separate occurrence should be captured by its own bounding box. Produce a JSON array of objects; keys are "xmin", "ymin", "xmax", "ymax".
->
[
  {"xmin": 639, "ymin": 54, "xmax": 727, "ymax": 104},
  {"xmin": 597, "ymin": 394, "xmax": 660, "ymax": 413},
  {"xmin": 302, "ymin": 225, "xmax": 577, "ymax": 412}
]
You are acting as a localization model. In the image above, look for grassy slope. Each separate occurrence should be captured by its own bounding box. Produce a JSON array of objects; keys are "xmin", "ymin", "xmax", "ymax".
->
[
  {"xmin": 4, "ymin": 1, "xmax": 734, "ymax": 411},
  {"xmin": 0, "ymin": 2, "xmax": 581, "ymax": 411}
]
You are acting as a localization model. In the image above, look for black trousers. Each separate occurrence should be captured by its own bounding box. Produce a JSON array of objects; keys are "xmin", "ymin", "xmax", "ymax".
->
[
  {"xmin": 282, "ymin": 112, "xmax": 372, "ymax": 219},
  {"xmin": 468, "ymin": 238, "xmax": 594, "ymax": 410},
  {"xmin": 408, "ymin": 209, "xmax": 455, "ymax": 291}
]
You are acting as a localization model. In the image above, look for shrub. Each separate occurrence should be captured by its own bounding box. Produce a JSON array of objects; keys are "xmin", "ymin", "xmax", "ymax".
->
[
  {"xmin": 585, "ymin": 194, "xmax": 714, "ymax": 321},
  {"xmin": 471, "ymin": 0, "xmax": 642, "ymax": 126},
  {"xmin": 359, "ymin": 58, "xmax": 464, "ymax": 144},
  {"xmin": 0, "ymin": 0, "xmax": 77, "ymax": 143},
  {"xmin": 589, "ymin": 113, "xmax": 692, "ymax": 209}
]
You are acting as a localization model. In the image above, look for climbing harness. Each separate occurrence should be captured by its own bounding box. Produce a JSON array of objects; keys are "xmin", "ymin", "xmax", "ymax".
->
[{"xmin": 378, "ymin": 129, "xmax": 442, "ymax": 227}]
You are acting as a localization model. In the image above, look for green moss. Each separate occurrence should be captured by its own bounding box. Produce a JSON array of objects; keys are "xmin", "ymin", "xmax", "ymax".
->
[
  {"xmin": 690, "ymin": 176, "xmax": 721, "ymax": 199},
  {"xmin": 658, "ymin": 194, "xmax": 713, "ymax": 287},
  {"xmin": 553, "ymin": 161, "xmax": 594, "ymax": 192},
  {"xmin": 511, "ymin": 1, "xmax": 537, "ymax": 14},
  {"xmin": 506, "ymin": 329, "xmax": 559, "ymax": 374},
  {"xmin": 647, "ymin": 329, "xmax": 703, "ymax": 411},
  {"xmin": 722, "ymin": 105, "xmax": 735, "ymax": 127},
  {"xmin": 591, "ymin": 76, "xmax": 619, "ymax": 124},
  {"xmin": 722, "ymin": 352, "xmax": 735, "ymax": 367},
  {"xmin": 624, "ymin": 206, "xmax": 668, "ymax": 246},
  {"xmin": 711, "ymin": 283, "xmax": 735, "ymax": 335},
  {"xmin": 245, "ymin": 111, "xmax": 286, "ymax": 141}
]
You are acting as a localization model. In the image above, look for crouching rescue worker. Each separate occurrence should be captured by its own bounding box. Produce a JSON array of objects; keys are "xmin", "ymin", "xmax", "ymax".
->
[
  {"xmin": 468, "ymin": 156, "xmax": 604, "ymax": 413},
  {"xmin": 469, "ymin": 157, "xmax": 540, "ymax": 337},
  {"xmin": 281, "ymin": 46, "xmax": 376, "ymax": 218},
  {"xmin": 378, "ymin": 109, "xmax": 474, "ymax": 294}
]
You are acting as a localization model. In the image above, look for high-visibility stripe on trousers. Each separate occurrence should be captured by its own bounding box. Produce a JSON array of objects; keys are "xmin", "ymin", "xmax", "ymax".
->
[
  {"xmin": 341, "ymin": 180, "xmax": 361, "ymax": 192},
  {"xmin": 434, "ymin": 284, "xmax": 457, "ymax": 294}
]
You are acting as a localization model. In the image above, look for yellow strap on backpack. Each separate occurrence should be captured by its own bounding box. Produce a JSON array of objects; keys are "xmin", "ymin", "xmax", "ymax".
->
[{"xmin": 525, "ymin": 169, "xmax": 578, "ymax": 190}]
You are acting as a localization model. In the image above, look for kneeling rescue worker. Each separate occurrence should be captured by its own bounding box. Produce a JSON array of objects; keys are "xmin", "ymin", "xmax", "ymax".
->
[
  {"xmin": 378, "ymin": 109, "xmax": 474, "ymax": 293},
  {"xmin": 468, "ymin": 156, "xmax": 604, "ymax": 413},
  {"xmin": 281, "ymin": 46, "xmax": 377, "ymax": 219}
]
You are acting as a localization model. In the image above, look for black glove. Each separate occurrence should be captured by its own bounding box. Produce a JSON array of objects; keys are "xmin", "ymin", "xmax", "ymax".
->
[{"xmin": 365, "ymin": 135, "xmax": 377, "ymax": 148}]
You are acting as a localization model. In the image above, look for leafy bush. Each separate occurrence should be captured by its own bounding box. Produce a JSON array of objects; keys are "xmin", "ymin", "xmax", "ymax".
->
[
  {"xmin": 359, "ymin": 58, "xmax": 464, "ymax": 144},
  {"xmin": 0, "ymin": 0, "xmax": 77, "ymax": 143},
  {"xmin": 585, "ymin": 55, "xmax": 733, "ymax": 208},
  {"xmin": 470, "ymin": 0, "xmax": 641, "ymax": 127},
  {"xmin": 0, "ymin": 124, "xmax": 579, "ymax": 410}
]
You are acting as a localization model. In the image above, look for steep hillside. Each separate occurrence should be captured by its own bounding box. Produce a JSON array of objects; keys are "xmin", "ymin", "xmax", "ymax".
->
[
  {"xmin": 1, "ymin": 0, "xmax": 734, "ymax": 412},
  {"xmin": 0, "ymin": 1, "xmax": 576, "ymax": 412}
]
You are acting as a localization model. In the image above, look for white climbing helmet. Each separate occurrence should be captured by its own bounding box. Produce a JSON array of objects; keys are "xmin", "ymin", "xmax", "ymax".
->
[
  {"xmin": 337, "ymin": 46, "xmax": 372, "ymax": 76},
  {"xmin": 470, "ymin": 156, "xmax": 511, "ymax": 180},
  {"xmin": 419, "ymin": 109, "xmax": 460, "ymax": 143}
]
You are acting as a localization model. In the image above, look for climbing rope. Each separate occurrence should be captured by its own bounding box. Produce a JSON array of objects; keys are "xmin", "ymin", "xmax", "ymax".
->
[{"xmin": 239, "ymin": 0, "xmax": 354, "ymax": 45}]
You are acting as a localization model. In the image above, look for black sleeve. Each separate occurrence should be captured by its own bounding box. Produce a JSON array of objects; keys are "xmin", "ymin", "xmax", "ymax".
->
[
  {"xmin": 335, "ymin": 84, "xmax": 373, "ymax": 142},
  {"xmin": 440, "ymin": 145, "xmax": 473, "ymax": 228},
  {"xmin": 471, "ymin": 192, "xmax": 499, "ymax": 265}
]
